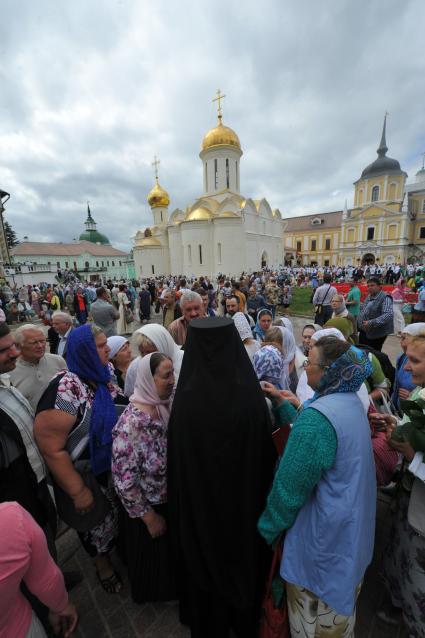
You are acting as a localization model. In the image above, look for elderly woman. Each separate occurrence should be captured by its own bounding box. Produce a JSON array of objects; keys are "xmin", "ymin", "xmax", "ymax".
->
[
  {"xmin": 262, "ymin": 326, "xmax": 301, "ymax": 392},
  {"xmin": 107, "ymin": 336, "xmax": 133, "ymax": 390},
  {"xmin": 391, "ymin": 323, "xmax": 425, "ymax": 412},
  {"xmin": 253, "ymin": 308, "xmax": 273, "ymax": 342},
  {"xmin": 259, "ymin": 336, "xmax": 376, "ymax": 637},
  {"xmin": 112, "ymin": 353, "xmax": 176, "ymax": 603},
  {"xmin": 124, "ymin": 324, "xmax": 184, "ymax": 397},
  {"xmin": 325, "ymin": 294, "xmax": 357, "ymax": 343},
  {"xmin": 232, "ymin": 311, "xmax": 260, "ymax": 362},
  {"xmin": 34, "ymin": 324, "xmax": 128, "ymax": 594},
  {"xmin": 372, "ymin": 334, "xmax": 425, "ymax": 635}
]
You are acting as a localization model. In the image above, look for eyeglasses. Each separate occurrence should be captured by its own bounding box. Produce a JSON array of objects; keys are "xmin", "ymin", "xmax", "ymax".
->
[{"xmin": 302, "ymin": 359, "xmax": 327, "ymax": 369}]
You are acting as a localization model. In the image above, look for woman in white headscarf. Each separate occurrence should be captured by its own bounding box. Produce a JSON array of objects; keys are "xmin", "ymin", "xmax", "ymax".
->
[
  {"xmin": 262, "ymin": 326, "xmax": 300, "ymax": 392},
  {"xmin": 124, "ymin": 324, "xmax": 184, "ymax": 397},
  {"xmin": 232, "ymin": 312, "xmax": 261, "ymax": 362},
  {"xmin": 107, "ymin": 336, "xmax": 133, "ymax": 390}
]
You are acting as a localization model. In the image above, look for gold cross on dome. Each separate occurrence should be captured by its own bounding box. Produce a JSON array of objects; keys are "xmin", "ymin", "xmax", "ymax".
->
[
  {"xmin": 152, "ymin": 156, "xmax": 160, "ymax": 181},
  {"xmin": 213, "ymin": 89, "xmax": 226, "ymax": 119}
]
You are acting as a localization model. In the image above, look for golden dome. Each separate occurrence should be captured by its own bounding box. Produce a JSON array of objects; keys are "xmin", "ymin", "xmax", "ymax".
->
[
  {"xmin": 147, "ymin": 180, "xmax": 170, "ymax": 208},
  {"xmin": 202, "ymin": 118, "xmax": 241, "ymax": 152},
  {"xmin": 185, "ymin": 206, "xmax": 213, "ymax": 222},
  {"xmin": 138, "ymin": 236, "xmax": 162, "ymax": 247}
]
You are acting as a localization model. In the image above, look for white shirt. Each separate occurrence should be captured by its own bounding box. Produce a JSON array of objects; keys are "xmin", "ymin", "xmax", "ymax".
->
[{"xmin": 57, "ymin": 327, "xmax": 72, "ymax": 357}]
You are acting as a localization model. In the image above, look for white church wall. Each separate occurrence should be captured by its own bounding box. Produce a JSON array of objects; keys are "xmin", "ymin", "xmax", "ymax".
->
[
  {"xmin": 213, "ymin": 219, "xmax": 244, "ymax": 276},
  {"xmin": 168, "ymin": 226, "xmax": 183, "ymax": 274},
  {"xmin": 180, "ymin": 221, "xmax": 214, "ymax": 277},
  {"xmin": 133, "ymin": 247, "xmax": 169, "ymax": 277}
]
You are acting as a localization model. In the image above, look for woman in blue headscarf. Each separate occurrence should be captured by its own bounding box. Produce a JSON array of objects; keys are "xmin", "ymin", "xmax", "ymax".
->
[
  {"xmin": 258, "ymin": 336, "xmax": 376, "ymax": 637},
  {"xmin": 35, "ymin": 324, "xmax": 128, "ymax": 594},
  {"xmin": 253, "ymin": 308, "xmax": 273, "ymax": 342}
]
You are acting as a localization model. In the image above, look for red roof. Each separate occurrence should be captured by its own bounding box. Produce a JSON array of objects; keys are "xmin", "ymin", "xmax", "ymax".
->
[{"xmin": 11, "ymin": 240, "xmax": 128, "ymax": 258}]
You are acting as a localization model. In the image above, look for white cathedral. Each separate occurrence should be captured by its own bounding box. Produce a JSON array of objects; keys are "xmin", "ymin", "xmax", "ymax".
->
[{"xmin": 133, "ymin": 93, "xmax": 284, "ymax": 278}]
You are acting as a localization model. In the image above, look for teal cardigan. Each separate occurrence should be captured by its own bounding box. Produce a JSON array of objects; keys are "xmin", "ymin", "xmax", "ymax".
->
[{"xmin": 258, "ymin": 400, "xmax": 337, "ymax": 545}]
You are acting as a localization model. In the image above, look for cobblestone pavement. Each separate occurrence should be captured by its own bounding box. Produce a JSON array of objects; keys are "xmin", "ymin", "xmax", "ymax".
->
[{"xmin": 57, "ymin": 492, "xmax": 407, "ymax": 637}]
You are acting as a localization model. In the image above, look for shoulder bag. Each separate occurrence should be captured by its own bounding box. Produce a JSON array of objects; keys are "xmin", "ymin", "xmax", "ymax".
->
[
  {"xmin": 259, "ymin": 539, "xmax": 290, "ymax": 638},
  {"xmin": 314, "ymin": 285, "xmax": 331, "ymax": 315}
]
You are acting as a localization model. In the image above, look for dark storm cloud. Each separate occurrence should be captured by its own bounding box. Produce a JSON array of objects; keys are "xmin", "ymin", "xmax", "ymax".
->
[{"xmin": 1, "ymin": 0, "xmax": 424, "ymax": 250}]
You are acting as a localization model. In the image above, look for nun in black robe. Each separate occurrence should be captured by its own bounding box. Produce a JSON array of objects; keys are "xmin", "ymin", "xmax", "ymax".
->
[{"xmin": 167, "ymin": 317, "xmax": 276, "ymax": 638}]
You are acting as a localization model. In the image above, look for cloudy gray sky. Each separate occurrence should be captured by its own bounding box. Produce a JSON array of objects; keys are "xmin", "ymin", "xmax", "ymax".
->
[{"xmin": 1, "ymin": 0, "xmax": 425, "ymax": 251}]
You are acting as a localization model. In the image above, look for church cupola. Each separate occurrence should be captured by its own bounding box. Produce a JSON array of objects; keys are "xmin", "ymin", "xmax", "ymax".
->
[
  {"xmin": 147, "ymin": 156, "xmax": 170, "ymax": 226},
  {"xmin": 79, "ymin": 203, "xmax": 110, "ymax": 245},
  {"xmin": 199, "ymin": 90, "xmax": 243, "ymax": 196},
  {"xmin": 360, "ymin": 114, "xmax": 405, "ymax": 180}
]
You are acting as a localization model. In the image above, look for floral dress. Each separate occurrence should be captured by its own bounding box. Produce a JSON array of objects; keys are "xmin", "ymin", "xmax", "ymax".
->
[
  {"xmin": 111, "ymin": 403, "xmax": 168, "ymax": 518},
  {"xmin": 37, "ymin": 368, "xmax": 125, "ymax": 555}
]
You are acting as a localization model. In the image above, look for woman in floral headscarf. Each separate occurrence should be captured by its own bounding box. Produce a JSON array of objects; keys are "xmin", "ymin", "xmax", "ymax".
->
[
  {"xmin": 258, "ymin": 336, "xmax": 375, "ymax": 638},
  {"xmin": 252, "ymin": 344, "xmax": 285, "ymax": 390}
]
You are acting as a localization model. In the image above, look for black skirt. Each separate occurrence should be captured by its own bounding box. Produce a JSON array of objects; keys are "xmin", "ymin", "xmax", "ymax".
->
[{"xmin": 121, "ymin": 503, "xmax": 176, "ymax": 603}]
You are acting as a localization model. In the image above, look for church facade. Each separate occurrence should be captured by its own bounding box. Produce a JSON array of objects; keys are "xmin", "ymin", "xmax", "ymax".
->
[
  {"xmin": 283, "ymin": 117, "xmax": 425, "ymax": 266},
  {"xmin": 133, "ymin": 97, "xmax": 284, "ymax": 278}
]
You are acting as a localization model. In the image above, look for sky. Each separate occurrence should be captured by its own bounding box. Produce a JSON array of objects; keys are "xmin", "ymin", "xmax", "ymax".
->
[{"xmin": 1, "ymin": 0, "xmax": 425, "ymax": 252}]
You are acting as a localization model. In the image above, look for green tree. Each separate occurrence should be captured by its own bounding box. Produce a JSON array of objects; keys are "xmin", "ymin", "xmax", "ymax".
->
[{"xmin": 4, "ymin": 221, "xmax": 19, "ymax": 248}]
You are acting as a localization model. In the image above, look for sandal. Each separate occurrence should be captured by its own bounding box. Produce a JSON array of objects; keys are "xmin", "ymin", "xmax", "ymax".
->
[{"xmin": 96, "ymin": 568, "xmax": 122, "ymax": 594}]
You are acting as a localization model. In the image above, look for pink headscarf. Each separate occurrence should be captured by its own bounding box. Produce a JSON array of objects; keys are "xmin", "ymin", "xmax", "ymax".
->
[{"xmin": 129, "ymin": 353, "xmax": 173, "ymax": 426}]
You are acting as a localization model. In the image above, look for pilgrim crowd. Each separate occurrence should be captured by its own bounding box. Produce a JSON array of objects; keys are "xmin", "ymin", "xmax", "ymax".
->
[{"xmin": 1, "ymin": 271, "xmax": 425, "ymax": 638}]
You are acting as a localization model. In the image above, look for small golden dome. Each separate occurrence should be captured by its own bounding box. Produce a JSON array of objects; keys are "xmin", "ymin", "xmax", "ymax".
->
[
  {"xmin": 147, "ymin": 180, "xmax": 170, "ymax": 209},
  {"xmin": 138, "ymin": 236, "xmax": 162, "ymax": 247},
  {"xmin": 202, "ymin": 118, "xmax": 241, "ymax": 152},
  {"xmin": 185, "ymin": 206, "xmax": 213, "ymax": 222}
]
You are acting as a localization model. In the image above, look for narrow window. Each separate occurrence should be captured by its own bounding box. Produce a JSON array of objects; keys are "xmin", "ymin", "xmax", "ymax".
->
[
  {"xmin": 188, "ymin": 245, "xmax": 192, "ymax": 264},
  {"xmin": 102, "ymin": 261, "xmax": 104, "ymax": 266},
  {"xmin": 205, "ymin": 162, "xmax": 208, "ymax": 191},
  {"xmin": 199, "ymin": 244, "xmax": 203, "ymax": 265},
  {"xmin": 112, "ymin": 261, "xmax": 115, "ymax": 266},
  {"xmin": 236, "ymin": 161, "xmax": 239, "ymax": 190},
  {"xmin": 217, "ymin": 242, "xmax": 222, "ymax": 264},
  {"xmin": 367, "ymin": 227, "xmax": 375, "ymax": 240},
  {"xmin": 151, "ymin": 264, "xmax": 155, "ymax": 274},
  {"xmin": 73, "ymin": 261, "xmax": 77, "ymax": 270},
  {"xmin": 107, "ymin": 260, "xmax": 109, "ymax": 266},
  {"xmin": 311, "ymin": 239, "xmax": 317, "ymax": 251},
  {"xmin": 214, "ymin": 159, "xmax": 218, "ymax": 189},
  {"xmin": 96, "ymin": 260, "xmax": 99, "ymax": 267},
  {"xmin": 85, "ymin": 261, "xmax": 89, "ymax": 268},
  {"xmin": 119, "ymin": 261, "xmax": 122, "ymax": 266},
  {"xmin": 422, "ymin": 199, "xmax": 425, "ymax": 213},
  {"xmin": 420, "ymin": 227, "xmax": 425, "ymax": 239},
  {"xmin": 371, "ymin": 185, "xmax": 379, "ymax": 202},
  {"xmin": 65, "ymin": 261, "xmax": 68, "ymax": 268},
  {"xmin": 325, "ymin": 238, "xmax": 331, "ymax": 250},
  {"xmin": 160, "ymin": 211, "xmax": 163, "ymax": 222},
  {"xmin": 226, "ymin": 158, "xmax": 230, "ymax": 188},
  {"xmin": 296, "ymin": 241, "xmax": 302, "ymax": 252}
]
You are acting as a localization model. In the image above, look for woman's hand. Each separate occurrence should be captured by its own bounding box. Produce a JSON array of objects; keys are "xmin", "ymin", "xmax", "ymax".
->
[
  {"xmin": 398, "ymin": 388, "xmax": 411, "ymax": 401},
  {"xmin": 279, "ymin": 390, "xmax": 300, "ymax": 409},
  {"xmin": 388, "ymin": 438, "xmax": 416, "ymax": 462},
  {"xmin": 72, "ymin": 486, "xmax": 94, "ymax": 514},
  {"xmin": 143, "ymin": 509, "xmax": 166, "ymax": 538},
  {"xmin": 49, "ymin": 602, "xmax": 78, "ymax": 637},
  {"xmin": 369, "ymin": 412, "xmax": 396, "ymax": 433},
  {"xmin": 261, "ymin": 381, "xmax": 283, "ymax": 404}
]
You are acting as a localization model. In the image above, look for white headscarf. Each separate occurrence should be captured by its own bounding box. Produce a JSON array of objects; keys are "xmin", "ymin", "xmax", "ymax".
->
[
  {"xmin": 311, "ymin": 327, "xmax": 345, "ymax": 342},
  {"xmin": 124, "ymin": 324, "xmax": 184, "ymax": 397},
  {"xmin": 233, "ymin": 312, "xmax": 253, "ymax": 342},
  {"xmin": 274, "ymin": 316, "xmax": 294, "ymax": 333},
  {"xmin": 107, "ymin": 336, "xmax": 128, "ymax": 360},
  {"xmin": 402, "ymin": 323, "xmax": 425, "ymax": 336}
]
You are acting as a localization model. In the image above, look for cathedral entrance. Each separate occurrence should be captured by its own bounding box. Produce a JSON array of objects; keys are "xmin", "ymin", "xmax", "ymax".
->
[
  {"xmin": 362, "ymin": 253, "xmax": 375, "ymax": 265},
  {"xmin": 261, "ymin": 251, "xmax": 268, "ymax": 268}
]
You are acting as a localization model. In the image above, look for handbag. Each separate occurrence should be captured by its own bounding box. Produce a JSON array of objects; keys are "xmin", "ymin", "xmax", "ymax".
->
[
  {"xmin": 259, "ymin": 540, "xmax": 290, "ymax": 638},
  {"xmin": 52, "ymin": 460, "xmax": 111, "ymax": 533},
  {"xmin": 124, "ymin": 306, "xmax": 134, "ymax": 323}
]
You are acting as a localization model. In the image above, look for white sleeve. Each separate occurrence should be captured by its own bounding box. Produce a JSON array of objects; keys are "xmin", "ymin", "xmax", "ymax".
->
[
  {"xmin": 124, "ymin": 357, "xmax": 139, "ymax": 397},
  {"xmin": 408, "ymin": 452, "xmax": 425, "ymax": 483}
]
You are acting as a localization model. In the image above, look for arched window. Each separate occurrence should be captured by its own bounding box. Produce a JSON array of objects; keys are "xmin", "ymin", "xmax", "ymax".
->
[
  {"xmin": 85, "ymin": 261, "xmax": 89, "ymax": 268},
  {"xmin": 388, "ymin": 182, "xmax": 397, "ymax": 200},
  {"xmin": 226, "ymin": 159, "xmax": 230, "ymax": 188},
  {"xmin": 214, "ymin": 159, "xmax": 218, "ymax": 189},
  {"xmin": 188, "ymin": 245, "xmax": 192, "ymax": 264},
  {"xmin": 371, "ymin": 185, "xmax": 379, "ymax": 202}
]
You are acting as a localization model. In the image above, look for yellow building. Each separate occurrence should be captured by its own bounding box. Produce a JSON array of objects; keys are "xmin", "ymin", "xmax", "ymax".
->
[{"xmin": 283, "ymin": 117, "xmax": 425, "ymax": 266}]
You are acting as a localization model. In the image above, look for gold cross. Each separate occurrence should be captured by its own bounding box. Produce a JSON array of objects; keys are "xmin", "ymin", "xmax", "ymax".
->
[
  {"xmin": 152, "ymin": 156, "xmax": 160, "ymax": 181},
  {"xmin": 213, "ymin": 89, "xmax": 226, "ymax": 118}
]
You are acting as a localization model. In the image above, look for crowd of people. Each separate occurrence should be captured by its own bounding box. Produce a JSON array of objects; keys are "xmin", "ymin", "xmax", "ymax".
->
[{"xmin": 1, "ymin": 265, "xmax": 425, "ymax": 638}]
